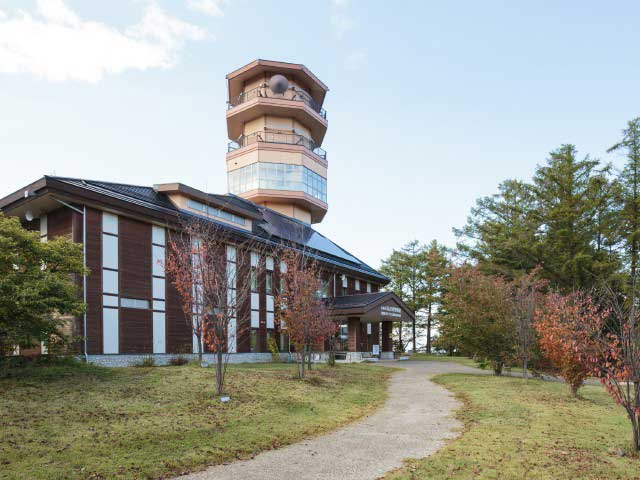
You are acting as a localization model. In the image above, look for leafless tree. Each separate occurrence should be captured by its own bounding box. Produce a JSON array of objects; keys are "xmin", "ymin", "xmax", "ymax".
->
[
  {"xmin": 513, "ymin": 270, "xmax": 545, "ymax": 379},
  {"xmin": 166, "ymin": 215, "xmax": 270, "ymax": 395}
]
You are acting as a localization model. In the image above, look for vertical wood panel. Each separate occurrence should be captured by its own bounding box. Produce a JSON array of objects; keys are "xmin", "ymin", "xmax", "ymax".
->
[
  {"xmin": 119, "ymin": 308, "xmax": 152, "ymax": 353},
  {"xmin": 347, "ymin": 277, "xmax": 356, "ymax": 295},
  {"xmin": 236, "ymin": 248, "xmax": 251, "ymax": 353},
  {"xmin": 85, "ymin": 208, "xmax": 102, "ymax": 354},
  {"xmin": 381, "ymin": 322, "xmax": 392, "ymax": 352},
  {"xmin": 119, "ymin": 217, "xmax": 152, "ymax": 300},
  {"xmin": 47, "ymin": 207, "xmax": 73, "ymax": 239},
  {"xmin": 166, "ymin": 280, "xmax": 192, "ymax": 353}
]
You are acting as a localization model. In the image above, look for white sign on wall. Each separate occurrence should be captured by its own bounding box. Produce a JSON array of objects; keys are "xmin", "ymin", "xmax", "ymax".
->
[{"xmin": 380, "ymin": 305, "xmax": 402, "ymax": 318}]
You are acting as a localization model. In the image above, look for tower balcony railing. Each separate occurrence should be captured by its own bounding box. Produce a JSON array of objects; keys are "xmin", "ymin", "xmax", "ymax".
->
[
  {"xmin": 227, "ymin": 130, "xmax": 327, "ymax": 160},
  {"xmin": 227, "ymin": 84, "xmax": 327, "ymax": 119}
]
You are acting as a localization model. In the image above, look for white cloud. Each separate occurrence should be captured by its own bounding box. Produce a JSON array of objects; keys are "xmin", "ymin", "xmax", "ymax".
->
[
  {"xmin": 0, "ymin": 1, "xmax": 209, "ymax": 83},
  {"xmin": 37, "ymin": 0, "xmax": 80, "ymax": 26},
  {"xmin": 330, "ymin": 0, "xmax": 358, "ymax": 38},
  {"xmin": 344, "ymin": 50, "xmax": 365, "ymax": 71},
  {"xmin": 187, "ymin": 0, "xmax": 226, "ymax": 17}
]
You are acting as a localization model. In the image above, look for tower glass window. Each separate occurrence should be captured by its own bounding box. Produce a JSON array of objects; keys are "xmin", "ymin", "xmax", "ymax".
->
[{"xmin": 228, "ymin": 163, "xmax": 327, "ymax": 203}]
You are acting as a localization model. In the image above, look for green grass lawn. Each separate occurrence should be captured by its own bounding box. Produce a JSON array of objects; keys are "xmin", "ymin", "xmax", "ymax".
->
[
  {"xmin": 386, "ymin": 374, "xmax": 639, "ymax": 480},
  {"xmin": 0, "ymin": 360, "xmax": 392, "ymax": 480}
]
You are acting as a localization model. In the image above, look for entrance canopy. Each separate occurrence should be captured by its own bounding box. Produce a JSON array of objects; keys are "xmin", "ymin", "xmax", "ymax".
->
[{"xmin": 328, "ymin": 292, "xmax": 414, "ymax": 323}]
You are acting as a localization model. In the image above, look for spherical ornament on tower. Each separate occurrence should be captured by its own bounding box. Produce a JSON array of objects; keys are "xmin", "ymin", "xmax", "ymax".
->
[{"xmin": 269, "ymin": 74, "xmax": 289, "ymax": 94}]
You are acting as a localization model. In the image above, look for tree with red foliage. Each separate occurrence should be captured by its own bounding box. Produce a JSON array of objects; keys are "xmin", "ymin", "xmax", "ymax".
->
[
  {"xmin": 165, "ymin": 217, "xmax": 267, "ymax": 395},
  {"xmin": 276, "ymin": 249, "xmax": 336, "ymax": 378},
  {"xmin": 583, "ymin": 286, "xmax": 640, "ymax": 452},
  {"xmin": 537, "ymin": 287, "xmax": 640, "ymax": 450},
  {"xmin": 534, "ymin": 291, "xmax": 596, "ymax": 396}
]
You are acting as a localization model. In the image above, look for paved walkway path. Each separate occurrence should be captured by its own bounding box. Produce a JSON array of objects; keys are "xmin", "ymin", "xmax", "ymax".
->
[{"xmin": 178, "ymin": 361, "xmax": 487, "ymax": 480}]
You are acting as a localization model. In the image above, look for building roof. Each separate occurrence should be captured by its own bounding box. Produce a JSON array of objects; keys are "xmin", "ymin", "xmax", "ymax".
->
[
  {"xmin": 330, "ymin": 291, "xmax": 391, "ymax": 309},
  {"xmin": 0, "ymin": 176, "xmax": 388, "ymax": 283},
  {"xmin": 329, "ymin": 291, "xmax": 415, "ymax": 322}
]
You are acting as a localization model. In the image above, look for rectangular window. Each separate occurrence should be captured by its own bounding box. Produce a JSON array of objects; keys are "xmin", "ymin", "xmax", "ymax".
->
[
  {"xmin": 102, "ymin": 234, "xmax": 118, "ymax": 270},
  {"xmin": 102, "ymin": 294, "xmax": 118, "ymax": 307},
  {"xmin": 187, "ymin": 199, "xmax": 246, "ymax": 226},
  {"xmin": 251, "ymin": 269, "xmax": 258, "ymax": 292},
  {"xmin": 367, "ymin": 282, "xmax": 372, "ymax": 293},
  {"xmin": 39, "ymin": 214, "xmax": 47, "ymax": 241},
  {"xmin": 355, "ymin": 279, "xmax": 360, "ymax": 291},
  {"xmin": 251, "ymin": 310, "xmax": 260, "ymax": 328},
  {"xmin": 152, "ymin": 300, "xmax": 165, "ymax": 311},
  {"xmin": 153, "ymin": 312, "xmax": 166, "ymax": 354},
  {"xmin": 266, "ymin": 271, "xmax": 273, "ymax": 294},
  {"xmin": 120, "ymin": 297, "xmax": 150, "ymax": 310},
  {"xmin": 152, "ymin": 245, "xmax": 165, "ymax": 277},
  {"xmin": 152, "ymin": 225, "xmax": 165, "ymax": 246},
  {"xmin": 279, "ymin": 332, "xmax": 289, "ymax": 352},
  {"xmin": 250, "ymin": 329, "xmax": 258, "ymax": 353},
  {"xmin": 152, "ymin": 277, "xmax": 165, "ymax": 300},
  {"xmin": 102, "ymin": 269, "xmax": 119, "ymax": 295},
  {"xmin": 102, "ymin": 212, "xmax": 118, "ymax": 235},
  {"xmin": 226, "ymin": 244, "xmax": 237, "ymax": 353},
  {"xmin": 103, "ymin": 308, "xmax": 119, "ymax": 354}
]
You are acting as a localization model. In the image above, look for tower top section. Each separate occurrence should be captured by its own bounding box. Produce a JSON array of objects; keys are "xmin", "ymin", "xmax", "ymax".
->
[
  {"xmin": 226, "ymin": 59, "xmax": 329, "ymax": 109},
  {"xmin": 225, "ymin": 59, "xmax": 330, "ymax": 224}
]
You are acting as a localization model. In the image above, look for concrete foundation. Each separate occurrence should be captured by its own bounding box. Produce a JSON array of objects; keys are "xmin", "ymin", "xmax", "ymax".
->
[
  {"xmin": 84, "ymin": 352, "xmax": 287, "ymax": 367},
  {"xmin": 82, "ymin": 351, "xmax": 396, "ymax": 367}
]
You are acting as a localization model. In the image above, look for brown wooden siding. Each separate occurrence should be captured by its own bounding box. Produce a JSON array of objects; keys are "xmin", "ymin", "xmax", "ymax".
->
[
  {"xmin": 119, "ymin": 308, "xmax": 152, "ymax": 353},
  {"xmin": 166, "ymin": 280, "xmax": 192, "ymax": 353},
  {"xmin": 236, "ymin": 248, "xmax": 251, "ymax": 353},
  {"xmin": 347, "ymin": 277, "xmax": 356, "ymax": 295},
  {"xmin": 47, "ymin": 207, "xmax": 73, "ymax": 239},
  {"xmin": 381, "ymin": 321, "xmax": 392, "ymax": 351},
  {"xmin": 372, "ymin": 322, "xmax": 380, "ymax": 346},
  {"xmin": 119, "ymin": 217, "xmax": 151, "ymax": 300},
  {"xmin": 258, "ymin": 259, "xmax": 266, "ymax": 353},
  {"xmin": 85, "ymin": 208, "xmax": 102, "ymax": 354}
]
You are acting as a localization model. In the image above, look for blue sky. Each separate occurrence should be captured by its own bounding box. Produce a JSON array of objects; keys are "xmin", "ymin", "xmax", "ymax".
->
[{"xmin": 1, "ymin": 0, "xmax": 639, "ymax": 269}]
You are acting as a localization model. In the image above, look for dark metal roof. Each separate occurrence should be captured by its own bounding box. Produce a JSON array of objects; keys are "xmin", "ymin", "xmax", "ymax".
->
[
  {"xmin": 329, "ymin": 291, "xmax": 415, "ymax": 321},
  {"xmin": 330, "ymin": 292, "xmax": 390, "ymax": 309},
  {"xmin": 32, "ymin": 176, "xmax": 388, "ymax": 282}
]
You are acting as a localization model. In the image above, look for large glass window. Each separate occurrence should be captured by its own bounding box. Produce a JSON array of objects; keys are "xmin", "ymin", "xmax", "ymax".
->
[{"xmin": 228, "ymin": 162, "xmax": 327, "ymax": 203}]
